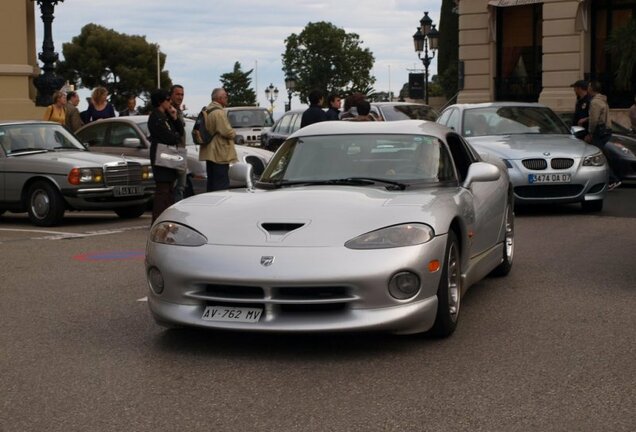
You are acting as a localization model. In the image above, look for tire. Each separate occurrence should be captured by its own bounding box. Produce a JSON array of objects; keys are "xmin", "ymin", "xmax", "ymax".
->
[
  {"xmin": 490, "ymin": 200, "xmax": 514, "ymax": 277},
  {"xmin": 430, "ymin": 230, "xmax": 462, "ymax": 338},
  {"xmin": 581, "ymin": 199, "xmax": 603, "ymax": 212},
  {"xmin": 114, "ymin": 204, "xmax": 147, "ymax": 219},
  {"xmin": 27, "ymin": 181, "xmax": 66, "ymax": 227}
]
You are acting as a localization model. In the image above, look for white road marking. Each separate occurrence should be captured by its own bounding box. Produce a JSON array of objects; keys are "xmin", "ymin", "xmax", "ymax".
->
[
  {"xmin": 137, "ymin": 297, "xmax": 148, "ymax": 302},
  {"xmin": 4, "ymin": 225, "xmax": 148, "ymax": 241}
]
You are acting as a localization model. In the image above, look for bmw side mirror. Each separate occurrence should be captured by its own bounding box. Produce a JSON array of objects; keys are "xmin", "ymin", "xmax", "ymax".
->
[{"xmin": 571, "ymin": 126, "xmax": 587, "ymax": 140}]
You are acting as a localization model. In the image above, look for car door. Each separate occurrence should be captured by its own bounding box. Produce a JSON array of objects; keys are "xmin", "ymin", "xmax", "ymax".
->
[
  {"xmin": 265, "ymin": 112, "xmax": 294, "ymax": 151},
  {"xmin": 447, "ymin": 132, "xmax": 506, "ymax": 257}
]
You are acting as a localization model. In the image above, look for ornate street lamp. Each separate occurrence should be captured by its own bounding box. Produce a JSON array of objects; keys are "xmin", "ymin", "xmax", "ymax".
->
[
  {"xmin": 284, "ymin": 75, "xmax": 296, "ymax": 112},
  {"xmin": 413, "ymin": 11, "xmax": 440, "ymax": 105},
  {"xmin": 33, "ymin": 0, "xmax": 66, "ymax": 106},
  {"xmin": 264, "ymin": 83, "xmax": 279, "ymax": 112}
]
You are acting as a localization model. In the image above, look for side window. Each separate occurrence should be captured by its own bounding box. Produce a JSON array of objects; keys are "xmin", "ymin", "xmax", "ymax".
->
[
  {"xmin": 109, "ymin": 123, "xmax": 140, "ymax": 147},
  {"xmin": 446, "ymin": 109, "xmax": 460, "ymax": 131},
  {"xmin": 277, "ymin": 114, "xmax": 293, "ymax": 135},
  {"xmin": 445, "ymin": 132, "xmax": 476, "ymax": 181},
  {"xmin": 76, "ymin": 123, "xmax": 109, "ymax": 147},
  {"xmin": 437, "ymin": 109, "xmax": 452, "ymax": 126},
  {"xmin": 290, "ymin": 114, "xmax": 302, "ymax": 133}
]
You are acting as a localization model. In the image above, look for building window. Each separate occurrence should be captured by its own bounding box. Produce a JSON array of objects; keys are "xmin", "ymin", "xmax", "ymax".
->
[
  {"xmin": 591, "ymin": 0, "xmax": 636, "ymax": 107},
  {"xmin": 495, "ymin": 4, "xmax": 542, "ymax": 102}
]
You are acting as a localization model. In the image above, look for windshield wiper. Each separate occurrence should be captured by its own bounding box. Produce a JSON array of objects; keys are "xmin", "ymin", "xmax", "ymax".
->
[{"xmin": 271, "ymin": 177, "xmax": 408, "ymax": 190}]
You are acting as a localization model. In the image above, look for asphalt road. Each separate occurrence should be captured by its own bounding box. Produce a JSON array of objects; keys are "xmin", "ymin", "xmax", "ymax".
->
[{"xmin": 1, "ymin": 187, "xmax": 635, "ymax": 432}]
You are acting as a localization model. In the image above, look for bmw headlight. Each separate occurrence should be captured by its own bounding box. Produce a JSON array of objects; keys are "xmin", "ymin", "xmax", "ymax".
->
[
  {"xmin": 345, "ymin": 223, "xmax": 434, "ymax": 249},
  {"xmin": 582, "ymin": 152, "xmax": 606, "ymax": 166},
  {"xmin": 150, "ymin": 222, "xmax": 207, "ymax": 246}
]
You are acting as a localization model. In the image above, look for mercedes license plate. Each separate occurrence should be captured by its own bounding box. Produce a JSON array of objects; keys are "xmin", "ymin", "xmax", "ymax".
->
[
  {"xmin": 528, "ymin": 173, "xmax": 571, "ymax": 184},
  {"xmin": 202, "ymin": 306, "xmax": 263, "ymax": 323},
  {"xmin": 113, "ymin": 185, "xmax": 143, "ymax": 196}
]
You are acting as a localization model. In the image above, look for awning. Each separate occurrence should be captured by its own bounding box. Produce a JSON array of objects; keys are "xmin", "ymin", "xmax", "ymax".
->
[{"xmin": 488, "ymin": 0, "xmax": 543, "ymax": 6}]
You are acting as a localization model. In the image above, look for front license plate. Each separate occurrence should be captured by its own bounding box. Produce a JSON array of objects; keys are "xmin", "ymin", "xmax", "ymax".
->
[
  {"xmin": 528, "ymin": 173, "xmax": 572, "ymax": 184},
  {"xmin": 113, "ymin": 185, "xmax": 143, "ymax": 196},
  {"xmin": 201, "ymin": 306, "xmax": 263, "ymax": 323}
]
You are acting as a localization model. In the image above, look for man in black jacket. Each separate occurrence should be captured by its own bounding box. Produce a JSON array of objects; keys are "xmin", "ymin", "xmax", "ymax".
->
[
  {"xmin": 300, "ymin": 90, "xmax": 327, "ymax": 128},
  {"xmin": 325, "ymin": 94, "xmax": 341, "ymax": 121}
]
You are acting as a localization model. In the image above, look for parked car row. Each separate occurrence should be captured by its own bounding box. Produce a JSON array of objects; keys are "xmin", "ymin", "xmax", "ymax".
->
[{"xmin": 260, "ymin": 102, "xmax": 439, "ymax": 152}]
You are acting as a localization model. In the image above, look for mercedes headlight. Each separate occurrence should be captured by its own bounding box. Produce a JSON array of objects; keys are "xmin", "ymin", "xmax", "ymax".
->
[
  {"xmin": 345, "ymin": 223, "xmax": 434, "ymax": 249},
  {"xmin": 150, "ymin": 222, "xmax": 207, "ymax": 246},
  {"xmin": 582, "ymin": 152, "xmax": 606, "ymax": 166}
]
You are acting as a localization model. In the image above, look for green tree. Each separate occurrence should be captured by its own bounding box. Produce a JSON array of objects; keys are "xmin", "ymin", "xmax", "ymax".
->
[
  {"xmin": 437, "ymin": 0, "xmax": 459, "ymax": 101},
  {"xmin": 219, "ymin": 62, "xmax": 257, "ymax": 106},
  {"xmin": 56, "ymin": 24, "xmax": 172, "ymax": 111},
  {"xmin": 282, "ymin": 21, "xmax": 375, "ymax": 103}
]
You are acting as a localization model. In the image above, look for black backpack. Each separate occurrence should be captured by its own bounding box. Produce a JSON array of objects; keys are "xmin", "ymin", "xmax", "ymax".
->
[{"xmin": 192, "ymin": 106, "xmax": 219, "ymax": 145}]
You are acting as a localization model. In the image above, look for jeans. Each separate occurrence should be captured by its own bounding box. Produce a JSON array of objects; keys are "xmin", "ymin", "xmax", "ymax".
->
[{"xmin": 206, "ymin": 161, "xmax": 230, "ymax": 191}]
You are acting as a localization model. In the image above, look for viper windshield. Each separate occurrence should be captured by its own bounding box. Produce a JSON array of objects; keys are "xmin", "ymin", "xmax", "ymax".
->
[{"xmin": 259, "ymin": 134, "xmax": 457, "ymax": 186}]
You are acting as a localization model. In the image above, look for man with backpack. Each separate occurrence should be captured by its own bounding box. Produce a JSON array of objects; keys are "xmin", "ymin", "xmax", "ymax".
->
[{"xmin": 197, "ymin": 88, "xmax": 237, "ymax": 191}]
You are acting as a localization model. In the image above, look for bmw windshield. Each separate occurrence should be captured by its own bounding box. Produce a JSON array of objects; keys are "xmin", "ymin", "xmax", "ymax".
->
[
  {"xmin": 259, "ymin": 134, "xmax": 457, "ymax": 188},
  {"xmin": 462, "ymin": 106, "xmax": 570, "ymax": 137}
]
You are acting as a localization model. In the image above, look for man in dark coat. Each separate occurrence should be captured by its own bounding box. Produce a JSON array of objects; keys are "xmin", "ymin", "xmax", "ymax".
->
[
  {"xmin": 571, "ymin": 80, "xmax": 590, "ymax": 130},
  {"xmin": 300, "ymin": 90, "xmax": 327, "ymax": 128},
  {"xmin": 325, "ymin": 94, "xmax": 341, "ymax": 121}
]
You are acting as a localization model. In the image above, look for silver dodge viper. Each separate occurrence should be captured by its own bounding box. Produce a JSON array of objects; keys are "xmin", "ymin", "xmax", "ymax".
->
[{"xmin": 145, "ymin": 120, "xmax": 514, "ymax": 337}]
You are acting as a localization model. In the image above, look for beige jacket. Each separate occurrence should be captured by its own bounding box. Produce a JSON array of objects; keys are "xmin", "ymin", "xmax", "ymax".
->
[
  {"xmin": 198, "ymin": 101, "xmax": 237, "ymax": 164},
  {"xmin": 588, "ymin": 94, "xmax": 609, "ymax": 135}
]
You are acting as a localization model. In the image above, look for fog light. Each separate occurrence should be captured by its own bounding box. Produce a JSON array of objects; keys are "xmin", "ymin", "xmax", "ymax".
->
[
  {"xmin": 148, "ymin": 267, "xmax": 164, "ymax": 294},
  {"xmin": 388, "ymin": 272, "xmax": 420, "ymax": 300}
]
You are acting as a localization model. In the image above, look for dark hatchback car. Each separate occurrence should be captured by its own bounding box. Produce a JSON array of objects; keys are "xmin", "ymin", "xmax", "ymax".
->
[
  {"xmin": 558, "ymin": 112, "xmax": 636, "ymax": 182},
  {"xmin": 261, "ymin": 102, "xmax": 438, "ymax": 152}
]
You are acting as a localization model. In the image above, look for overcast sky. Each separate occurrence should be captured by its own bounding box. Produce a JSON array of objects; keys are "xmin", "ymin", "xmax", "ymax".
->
[{"xmin": 36, "ymin": 0, "xmax": 442, "ymax": 117}]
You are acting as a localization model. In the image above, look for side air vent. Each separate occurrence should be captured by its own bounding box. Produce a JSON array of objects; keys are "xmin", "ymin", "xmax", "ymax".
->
[{"xmin": 261, "ymin": 223, "xmax": 305, "ymax": 235}]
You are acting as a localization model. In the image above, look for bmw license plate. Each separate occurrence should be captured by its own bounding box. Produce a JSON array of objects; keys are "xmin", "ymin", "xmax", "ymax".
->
[
  {"xmin": 528, "ymin": 173, "xmax": 571, "ymax": 184},
  {"xmin": 202, "ymin": 306, "xmax": 263, "ymax": 323},
  {"xmin": 113, "ymin": 185, "xmax": 143, "ymax": 196}
]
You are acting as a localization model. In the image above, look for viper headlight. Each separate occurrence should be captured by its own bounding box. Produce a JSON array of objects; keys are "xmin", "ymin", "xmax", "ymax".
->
[
  {"xmin": 150, "ymin": 222, "xmax": 207, "ymax": 246},
  {"xmin": 582, "ymin": 152, "xmax": 606, "ymax": 167},
  {"xmin": 345, "ymin": 223, "xmax": 434, "ymax": 249}
]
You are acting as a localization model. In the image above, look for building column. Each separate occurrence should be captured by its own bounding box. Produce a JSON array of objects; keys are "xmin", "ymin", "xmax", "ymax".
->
[
  {"xmin": 538, "ymin": 0, "xmax": 585, "ymax": 112},
  {"xmin": 0, "ymin": 0, "xmax": 43, "ymax": 120},
  {"xmin": 457, "ymin": 0, "xmax": 493, "ymax": 103}
]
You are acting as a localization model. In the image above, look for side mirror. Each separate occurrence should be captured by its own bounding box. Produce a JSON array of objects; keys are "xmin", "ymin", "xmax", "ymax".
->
[
  {"xmin": 462, "ymin": 162, "xmax": 500, "ymax": 188},
  {"xmin": 123, "ymin": 137, "xmax": 141, "ymax": 148},
  {"xmin": 229, "ymin": 162, "xmax": 254, "ymax": 190},
  {"xmin": 571, "ymin": 126, "xmax": 587, "ymax": 140}
]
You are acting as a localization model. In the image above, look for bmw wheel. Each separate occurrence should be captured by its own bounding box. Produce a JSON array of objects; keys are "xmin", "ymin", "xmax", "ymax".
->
[
  {"xmin": 430, "ymin": 230, "xmax": 462, "ymax": 338},
  {"xmin": 27, "ymin": 181, "xmax": 65, "ymax": 226}
]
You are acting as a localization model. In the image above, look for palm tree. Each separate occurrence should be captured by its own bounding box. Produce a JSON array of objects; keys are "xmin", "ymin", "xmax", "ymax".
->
[{"xmin": 605, "ymin": 18, "xmax": 636, "ymax": 90}]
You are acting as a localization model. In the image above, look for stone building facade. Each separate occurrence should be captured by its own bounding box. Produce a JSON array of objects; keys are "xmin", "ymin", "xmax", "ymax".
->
[
  {"xmin": 0, "ymin": 0, "xmax": 43, "ymax": 120},
  {"xmin": 457, "ymin": 0, "xmax": 635, "ymax": 124}
]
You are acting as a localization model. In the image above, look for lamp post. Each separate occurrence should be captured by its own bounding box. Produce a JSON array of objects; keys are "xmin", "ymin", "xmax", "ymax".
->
[
  {"xmin": 412, "ymin": 11, "xmax": 440, "ymax": 105},
  {"xmin": 284, "ymin": 75, "xmax": 296, "ymax": 112},
  {"xmin": 264, "ymin": 83, "xmax": 279, "ymax": 112},
  {"xmin": 33, "ymin": 0, "xmax": 66, "ymax": 106}
]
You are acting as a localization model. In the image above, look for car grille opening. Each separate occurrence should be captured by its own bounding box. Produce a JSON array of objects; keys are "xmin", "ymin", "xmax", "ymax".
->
[
  {"xmin": 522, "ymin": 159, "xmax": 548, "ymax": 170},
  {"xmin": 205, "ymin": 284, "xmax": 265, "ymax": 300},
  {"xmin": 104, "ymin": 162, "xmax": 143, "ymax": 186},
  {"xmin": 514, "ymin": 184, "xmax": 584, "ymax": 198},
  {"xmin": 551, "ymin": 158, "xmax": 574, "ymax": 169},
  {"xmin": 275, "ymin": 286, "xmax": 349, "ymax": 301},
  {"xmin": 279, "ymin": 303, "xmax": 348, "ymax": 313}
]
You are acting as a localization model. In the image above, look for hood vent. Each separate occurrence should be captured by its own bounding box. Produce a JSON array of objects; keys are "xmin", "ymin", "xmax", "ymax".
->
[{"xmin": 261, "ymin": 223, "xmax": 305, "ymax": 235}]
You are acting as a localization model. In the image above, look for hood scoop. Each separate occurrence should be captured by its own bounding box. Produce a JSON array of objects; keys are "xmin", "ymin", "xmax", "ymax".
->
[{"xmin": 259, "ymin": 221, "xmax": 308, "ymax": 243}]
